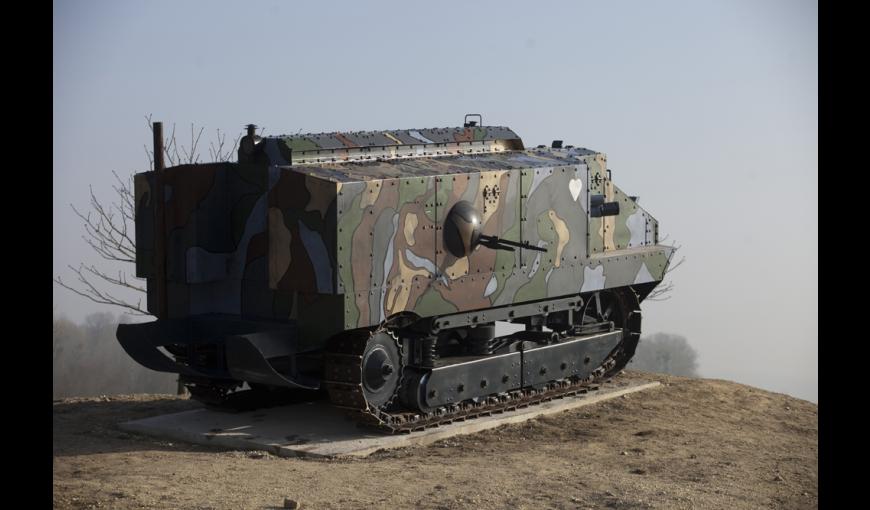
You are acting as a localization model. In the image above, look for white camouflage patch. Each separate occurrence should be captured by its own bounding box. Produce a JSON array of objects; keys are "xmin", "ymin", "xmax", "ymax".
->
[
  {"xmin": 634, "ymin": 262, "xmax": 655, "ymax": 285},
  {"xmin": 527, "ymin": 167, "xmax": 552, "ymax": 198},
  {"xmin": 626, "ymin": 210, "xmax": 647, "ymax": 247},
  {"xmin": 580, "ymin": 264, "xmax": 606, "ymax": 292},
  {"xmin": 405, "ymin": 249, "xmax": 437, "ymax": 274},
  {"xmin": 527, "ymin": 240, "xmax": 548, "ymax": 279},
  {"xmin": 483, "ymin": 274, "xmax": 498, "ymax": 297},
  {"xmin": 379, "ymin": 213, "xmax": 400, "ymax": 316},
  {"xmin": 568, "ymin": 178, "xmax": 582, "ymax": 201}
]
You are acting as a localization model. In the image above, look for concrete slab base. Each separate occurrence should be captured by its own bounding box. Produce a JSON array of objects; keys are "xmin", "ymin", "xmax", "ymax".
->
[{"xmin": 120, "ymin": 378, "xmax": 661, "ymax": 458}]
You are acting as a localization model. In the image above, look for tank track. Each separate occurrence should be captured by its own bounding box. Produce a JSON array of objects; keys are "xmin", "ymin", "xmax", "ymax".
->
[{"xmin": 323, "ymin": 327, "xmax": 635, "ymax": 434}]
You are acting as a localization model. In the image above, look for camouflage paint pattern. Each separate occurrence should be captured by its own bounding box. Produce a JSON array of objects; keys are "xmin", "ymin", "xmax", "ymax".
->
[
  {"xmin": 329, "ymin": 149, "xmax": 671, "ymax": 330},
  {"xmin": 134, "ymin": 161, "xmax": 344, "ymax": 350},
  {"xmin": 134, "ymin": 126, "xmax": 672, "ymax": 351}
]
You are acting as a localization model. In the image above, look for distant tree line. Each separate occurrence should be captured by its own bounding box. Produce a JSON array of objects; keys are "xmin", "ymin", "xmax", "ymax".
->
[
  {"xmin": 53, "ymin": 311, "xmax": 177, "ymax": 398},
  {"xmin": 630, "ymin": 333, "xmax": 699, "ymax": 377}
]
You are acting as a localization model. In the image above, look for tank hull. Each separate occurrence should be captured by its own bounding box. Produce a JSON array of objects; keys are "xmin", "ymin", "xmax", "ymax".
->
[{"xmin": 118, "ymin": 121, "xmax": 674, "ymax": 422}]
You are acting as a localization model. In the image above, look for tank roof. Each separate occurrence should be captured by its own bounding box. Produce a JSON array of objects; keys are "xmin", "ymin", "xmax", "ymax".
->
[
  {"xmin": 252, "ymin": 124, "xmax": 597, "ymax": 181},
  {"xmin": 254, "ymin": 125, "xmax": 525, "ymax": 167},
  {"xmin": 266, "ymin": 125, "xmax": 522, "ymax": 151},
  {"xmin": 284, "ymin": 147, "xmax": 599, "ymax": 183}
]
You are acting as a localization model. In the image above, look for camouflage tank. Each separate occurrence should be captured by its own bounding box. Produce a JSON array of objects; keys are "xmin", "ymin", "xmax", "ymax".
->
[{"xmin": 118, "ymin": 114, "xmax": 674, "ymax": 431}]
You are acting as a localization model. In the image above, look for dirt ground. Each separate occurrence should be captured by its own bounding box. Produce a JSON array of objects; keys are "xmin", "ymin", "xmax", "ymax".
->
[{"xmin": 53, "ymin": 371, "xmax": 817, "ymax": 509}]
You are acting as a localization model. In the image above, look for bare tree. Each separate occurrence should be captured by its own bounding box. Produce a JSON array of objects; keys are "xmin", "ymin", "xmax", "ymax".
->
[
  {"xmin": 54, "ymin": 116, "xmax": 244, "ymax": 316},
  {"xmin": 142, "ymin": 114, "xmax": 242, "ymax": 169},
  {"xmin": 54, "ymin": 170, "xmax": 148, "ymax": 314}
]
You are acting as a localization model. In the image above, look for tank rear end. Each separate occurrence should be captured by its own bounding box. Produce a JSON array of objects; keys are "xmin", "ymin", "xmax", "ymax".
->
[{"xmin": 119, "ymin": 128, "xmax": 346, "ymax": 397}]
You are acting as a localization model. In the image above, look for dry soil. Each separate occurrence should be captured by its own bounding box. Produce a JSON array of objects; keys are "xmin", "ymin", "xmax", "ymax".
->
[{"xmin": 53, "ymin": 371, "xmax": 817, "ymax": 509}]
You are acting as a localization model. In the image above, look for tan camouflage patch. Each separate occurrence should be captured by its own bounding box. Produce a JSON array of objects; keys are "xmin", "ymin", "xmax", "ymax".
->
[
  {"xmin": 594, "ymin": 153, "xmax": 607, "ymax": 169},
  {"xmin": 383, "ymin": 132, "xmax": 403, "ymax": 145},
  {"xmin": 304, "ymin": 174, "xmax": 335, "ymax": 219},
  {"xmin": 603, "ymin": 179, "xmax": 615, "ymax": 250},
  {"xmin": 446, "ymin": 256, "xmax": 469, "ymax": 280},
  {"xmin": 403, "ymin": 213, "xmax": 419, "ymax": 247},
  {"xmin": 548, "ymin": 210, "xmax": 569, "ymax": 268},
  {"xmin": 478, "ymin": 170, "xmax": 506, "ymax": 224},
  {"xmin": 360, "ymin": 180, "xmax": 382, "ymax": 209},
  {"xmin": 384, "ymin": 251, "xmax": 429, "ymax": 315}
]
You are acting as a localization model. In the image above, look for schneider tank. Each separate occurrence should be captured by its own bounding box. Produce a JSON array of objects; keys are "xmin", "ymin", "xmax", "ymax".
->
[{"xmin": 118, "ymin": 114, "xmax": 674, "ymax": 432}]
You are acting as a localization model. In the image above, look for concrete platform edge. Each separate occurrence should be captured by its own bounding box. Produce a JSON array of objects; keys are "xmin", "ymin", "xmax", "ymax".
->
[{"xmin": 119, "ymin": 380, "xmax": 661, "ymax": 459}]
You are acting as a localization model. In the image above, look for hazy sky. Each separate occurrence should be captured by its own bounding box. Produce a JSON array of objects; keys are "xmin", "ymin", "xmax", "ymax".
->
[{"xmin": 53, "ymin": 0, "xmax": 818, "ymax": 401}]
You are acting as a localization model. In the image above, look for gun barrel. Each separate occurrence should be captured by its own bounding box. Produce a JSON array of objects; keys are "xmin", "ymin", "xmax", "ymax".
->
[{"xmin": 479, "ymin": 235, "xmax": 547, "ymax": 252}]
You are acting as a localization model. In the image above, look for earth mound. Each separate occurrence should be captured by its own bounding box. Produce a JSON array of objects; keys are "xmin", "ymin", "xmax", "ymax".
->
[{"xmin": 53, "ymin": 371, "xmax": 817, "ymax": 509}]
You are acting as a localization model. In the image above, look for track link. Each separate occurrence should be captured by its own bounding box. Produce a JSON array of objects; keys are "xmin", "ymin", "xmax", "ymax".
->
[{"xmin": 323, "ymin": 328, "xmax": 635, "ymax": 434}]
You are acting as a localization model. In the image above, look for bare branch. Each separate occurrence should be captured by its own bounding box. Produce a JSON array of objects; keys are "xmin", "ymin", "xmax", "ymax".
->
[
  {"xmin": 208, "ymin": 128, "xmax": 243, "ymax": 162},
  {"xmin": 193, "ymin": 125, "xmax": 204, "ymax": 163},
  {"xmin": 111, "ymin": 171, "xmax": 136, "ymax": 224},
  {"xmin": 143, "ymin": 144, "xmax": 153, "ymax": 171},
  {"xmin": 70, "ymin": 190, "xmax": 137, "ymax": 263},
  {"xmin": 180, "ymin": 124, "xmax": 205, "ymax": 164},
  {"xmin": 168, "ymin": 123, "xmax": 179, "ymax": 166},
  {"xmin": 229, "ymin": 132, "xmax": 241, "ymax": 159},
  {"xmin": 208, "ymin": 129, "xmax": 224, "ymax": 162},
  {"xmin": 55, "ymin": 267, "xmax": 149, "ymax": 316},
  {"xmin": 76, "ymin": 184, "xmax": 135, "ymax": 252},
  {"xmin": 81, "ymin": 264, "xmax": 146, "ymax": 293}
]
